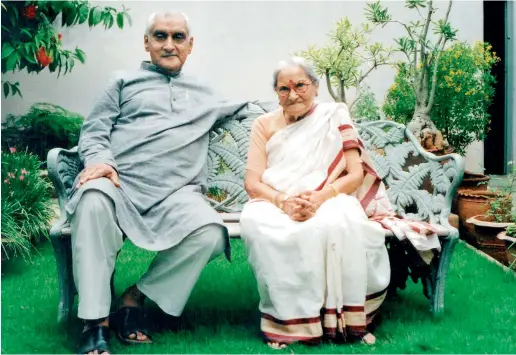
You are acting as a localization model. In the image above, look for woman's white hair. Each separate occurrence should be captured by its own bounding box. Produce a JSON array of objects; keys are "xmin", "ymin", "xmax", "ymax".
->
[
  {"xmin": 272, "ymin": 56, "xmax": 319, "ymax": 89},
  {"xmin": 145, "ymin": 11, "xmax": 191, "ymax": 36}
]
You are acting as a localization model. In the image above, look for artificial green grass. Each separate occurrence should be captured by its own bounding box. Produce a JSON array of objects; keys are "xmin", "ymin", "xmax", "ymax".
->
[{"xmin": 2, "ymin": 239, "xmax": 515, "ymax": 354}]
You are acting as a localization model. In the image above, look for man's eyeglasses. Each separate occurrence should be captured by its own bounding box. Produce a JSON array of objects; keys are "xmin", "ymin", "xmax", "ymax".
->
[{"xmin": 276, "ymin": 80, "xmax": 312, "ymax": 97}]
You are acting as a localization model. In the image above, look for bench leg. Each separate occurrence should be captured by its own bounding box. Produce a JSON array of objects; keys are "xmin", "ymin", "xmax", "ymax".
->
[
  {"xmin": 428, "ymin": 233, "xmax": 459, "ymax": 315},
  {"xmin": 50, "ymin": 231, "xmax": 76, "ymax": 324}
]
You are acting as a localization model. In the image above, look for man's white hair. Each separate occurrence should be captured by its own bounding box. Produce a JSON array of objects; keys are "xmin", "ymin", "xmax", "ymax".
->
[
  {"xmin": 145, "ymin": 11, "xmax": 191, "ymax": 36},
  {"xmin": 272, "ymin": 56, "xmax": 319, "ymax": 89}
]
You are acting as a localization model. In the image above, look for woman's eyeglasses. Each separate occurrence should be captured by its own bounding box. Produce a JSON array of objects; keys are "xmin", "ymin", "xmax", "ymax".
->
[{"xmin": 276, "ymin": 80, "xmax": 312, "ymax": 97}]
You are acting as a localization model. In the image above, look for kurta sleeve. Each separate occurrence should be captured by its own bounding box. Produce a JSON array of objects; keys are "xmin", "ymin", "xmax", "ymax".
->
[
  {"xmin": 78, "ymin": 75, "xmax": 121, "ymax": 170},
  {"xmin": 246, "ymin": 117, "xmax": 268, "ymax": 174}
]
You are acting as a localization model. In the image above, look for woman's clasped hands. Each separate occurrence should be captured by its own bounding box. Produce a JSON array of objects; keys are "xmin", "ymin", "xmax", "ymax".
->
[{"xmin": 277, "ymin": 189, "xmax": 334, "ymax": 222}]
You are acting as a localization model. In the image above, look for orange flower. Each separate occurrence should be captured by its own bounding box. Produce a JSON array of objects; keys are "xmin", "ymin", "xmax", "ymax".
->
[
  {"xmin": 22, "ymin": 4, "xmax": 37, "ymax": 19},
  {"xmin": 36, "ymin": 47, "xmax": 53, "ymax": 67},
  {"xmin": 58, "ymin": 33, "xmax": 63, "ymax": 41}
]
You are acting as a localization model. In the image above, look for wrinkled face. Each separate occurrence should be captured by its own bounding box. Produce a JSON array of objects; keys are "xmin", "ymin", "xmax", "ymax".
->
[
  {"xmin": 275, "ymin": 65, "xmax": 318, "ymax": 118},
  {"xmin": 144, "ymin": 14, "xmax": 193, "ymax": 73}
]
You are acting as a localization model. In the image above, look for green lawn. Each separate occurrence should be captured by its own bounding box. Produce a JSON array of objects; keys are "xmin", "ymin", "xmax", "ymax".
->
[{"xmin": 2, "ymin": 239, "xmax": 515, "ymax": 354}]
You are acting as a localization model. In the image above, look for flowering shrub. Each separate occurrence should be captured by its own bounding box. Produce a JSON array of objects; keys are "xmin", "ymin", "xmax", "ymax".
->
[
  {"xmin": 1, "ymin": 102, "xmax": 83, "ymax": 162},
  {"xmin": 1, "ymin": 148, "xmax": 55, "ymax": 260},
  {"xmin": 1, "ymin": 1, "xmax": 131, "ymax": 97},
  {"xmin": 383, "ymin": 41, "xmax": 499, "ymax": 155}
]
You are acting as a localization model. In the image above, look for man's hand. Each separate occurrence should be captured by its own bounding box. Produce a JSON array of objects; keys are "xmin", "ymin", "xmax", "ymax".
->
[
  {"xmin": 282, "ymin": 196, "xmax": 315, "ymax": 222},
  {"xmin": 76, "ymin": 163, "xmax": 120, "ymax": 188}
]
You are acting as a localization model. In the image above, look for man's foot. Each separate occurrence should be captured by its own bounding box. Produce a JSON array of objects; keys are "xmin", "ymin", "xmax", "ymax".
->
[
  {"xmin": 267, "ymin": 342, "xmax": 288, "ymax": 350},
  {"xmin": 111, "ymin": 285, "xmax": 152, "ymax": 344},
  {"xmin": 361, "ymin": 332, "xmax": 376, "ymax": 345},
  {"xmin": 78, "ymin": 318, "xmax": 111, "ymax": 355}
]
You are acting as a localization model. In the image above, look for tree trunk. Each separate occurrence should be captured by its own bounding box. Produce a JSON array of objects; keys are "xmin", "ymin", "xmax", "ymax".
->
[{"xmin": 407, "ymin": 105, "xmax": 445, "ymax": 152}]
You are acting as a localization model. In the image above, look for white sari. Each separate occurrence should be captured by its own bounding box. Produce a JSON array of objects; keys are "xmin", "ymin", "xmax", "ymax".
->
[{"xmin": 240, "ymin": 103, "xmax": 391, "ymax": 343}]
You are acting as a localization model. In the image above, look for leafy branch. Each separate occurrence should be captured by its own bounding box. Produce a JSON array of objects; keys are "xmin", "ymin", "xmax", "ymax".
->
[{"xmin": 1, "ymin": 1, "xmax": 131, "ymax": 98}]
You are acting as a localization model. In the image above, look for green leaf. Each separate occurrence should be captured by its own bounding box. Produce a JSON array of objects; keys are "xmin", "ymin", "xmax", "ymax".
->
[
  {"xmin": 64, "ymin": 56, "xmax": 69, "ymax": 75},
  {"xmin": 88, "ymin": 6, "xmax": 95, "ymax": 27},
  {"xmin": 116, "ymin": 12, "xmax": 124, "ymax": 28},
  {"xmin": 8, "ymin": 6, "xmax": 18, "ymax": 27},
  {"xmin": 107, "ymin": 14, "xmax": 114, "ymax": 29},
  {"xmin": 124, "ymin": 12, "xmax": 132, "ymax": 27},
  {"xmin": 75, "ymin": 48, "xmax": 86, "ymax": 63},
  {"xmin": 5, "ymin": 51, "xmax": 20, "ymax": 72},
  {"xmin": 69, "ymin": 57, "xmax": 75, "ymax": 72},
  {"xmin": 78, "ymin": 4, "xmax": 89, "ymax": 24},
  {"xmin": 66, "ymin": 6, "xmax": 77, "ymax": 26},
  {"xmin": 1, "ymin": 42, "xmax": 14, "ymax": 59},
  {"xmin": 89, "ymin": 6, "xmax": 102, "ymax": 26},
  {"xmin": 20, "ymin": 28, "xmax": 33, "ymax": 38},
  {"xmin": 34, "ymin": 35, "xmax": 41, "ymax": 48},
  {"xmin": 101, "ymin": 12, "xmax": 110, "ymax": 28},
  {"xmin": 3, "ymin": 82, "xmax": 10, "ymax": 98},
  {"xmin": 48, "ymin": 57, "xmax": 58, "ymax": 72},
  {"xmin": 18, "ymin": 59, "xmax": 27, "ymax": 71},
  {"xmin": 23, "ymin": 47, "xmax": 37, "ymax": 64},
  {"xmin": 10, "ymin": 83, "xmax": 22, "ymax": 98}
]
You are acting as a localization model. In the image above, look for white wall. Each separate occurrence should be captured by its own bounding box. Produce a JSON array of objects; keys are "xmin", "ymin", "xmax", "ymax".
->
[{"xmin": 1, "ymin": 0, "xmax": 484, "ymax": 169}]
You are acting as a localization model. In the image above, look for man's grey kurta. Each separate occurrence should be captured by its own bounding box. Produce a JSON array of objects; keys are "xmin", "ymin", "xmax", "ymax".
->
[{"xmin": 66, "ymin": 62, "xmax": 245, "ymax": 253}]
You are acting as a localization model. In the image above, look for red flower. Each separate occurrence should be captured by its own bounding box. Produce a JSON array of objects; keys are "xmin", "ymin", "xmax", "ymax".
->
[
  {"xmin": 22, "ymin": 4, "xmax": 37, "ymax": 19},
  {"xmin": 36, "ymin": 47, "xmax": 53, "ymax": 67},
  {"xmin": 58, "ymin": 33, "xmax": 63, "ymax": 41},
  {"xmin": 9, "ymin": 147, "xmax": 16, "ymax": 153},
  {"xmin": 19, "ymin": 175, "xmax": 25, "ymax": 181}
]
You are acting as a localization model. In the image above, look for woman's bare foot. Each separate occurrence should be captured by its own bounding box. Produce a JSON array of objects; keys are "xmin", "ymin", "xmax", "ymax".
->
[
  {"xmin": 361, "ymin": 332, "xmax": 376, "ymax": 345},
  {"xmin": 267, "ymin": 342, "xmax": 287, "ymax": 350}
]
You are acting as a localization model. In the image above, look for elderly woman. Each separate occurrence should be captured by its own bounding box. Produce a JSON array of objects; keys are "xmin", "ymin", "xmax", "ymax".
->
[{"xmin": 240, "ymin": 57, "xmax": 393, "ymax": 348}]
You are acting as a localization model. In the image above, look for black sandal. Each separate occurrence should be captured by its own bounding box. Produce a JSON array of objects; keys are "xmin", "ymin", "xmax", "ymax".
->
[
  {"xmin": 77, "ymin": 325, "xmax": 111, "ymax": 354},
  {"xmin": 110, "ymin": 306, "xmax": 153, "ymax": 345}
]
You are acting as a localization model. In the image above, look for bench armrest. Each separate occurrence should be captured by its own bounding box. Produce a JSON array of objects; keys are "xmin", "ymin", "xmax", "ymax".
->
[{"xmin": 47, "ymin": 147, "xmax": 82, "ymax": 227}]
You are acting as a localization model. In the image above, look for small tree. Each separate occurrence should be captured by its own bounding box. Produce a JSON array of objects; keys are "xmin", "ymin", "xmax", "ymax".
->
[
  {"xmin": 1, "ymin": 0, "xmax": 131, "ymax": 98},
  {"xmin": 296, "ymin": 18, "xmax": 393, "ymax": 111},
  {"xmin": 366, "ymin": 0, "xmax": 457, "ymax": 150}
]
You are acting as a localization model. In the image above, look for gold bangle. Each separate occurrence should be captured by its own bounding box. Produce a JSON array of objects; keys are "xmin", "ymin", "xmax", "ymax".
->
[{"xmin": 328, "ymin": 183, "xmax": 339, "ymax": 197}]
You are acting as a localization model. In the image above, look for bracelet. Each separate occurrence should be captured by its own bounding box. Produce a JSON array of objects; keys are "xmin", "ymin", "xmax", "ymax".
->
[{"xmin": 328, "ymin": 183, "xmax": 339, "ymax": 197}]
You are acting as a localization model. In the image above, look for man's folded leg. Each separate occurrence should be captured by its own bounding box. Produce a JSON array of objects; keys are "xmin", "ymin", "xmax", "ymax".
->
[{"xmin": 71, "ymin": 190, "xmax": 124, "ymax": 354}]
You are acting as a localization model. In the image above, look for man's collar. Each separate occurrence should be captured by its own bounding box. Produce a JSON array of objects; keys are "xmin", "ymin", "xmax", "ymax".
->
[{"xmin": 141, "ymin": 61, "xmax": 182, "ymax": 77}]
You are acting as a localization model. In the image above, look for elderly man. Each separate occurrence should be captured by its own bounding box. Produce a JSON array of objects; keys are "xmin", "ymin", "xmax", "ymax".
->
[{"xmin": 69, "ymin": 11, "xmax": 243, "ymax": 355}]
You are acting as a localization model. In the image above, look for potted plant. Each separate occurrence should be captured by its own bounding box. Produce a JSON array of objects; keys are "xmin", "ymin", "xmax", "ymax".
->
[
  {"xmin": 367, "ymin": 0, "xmax": 458, "ymax": 152},
  {"xmin": 383, "ymin": 42, "xmax": 499, "ymax": 157},
  {"xmin": 497, "ymin": 225, "xmax": 516, "ymax": 269},
  {"xmin": 466, "ymin": 162, "xmax": 515, "ymax": 263}
]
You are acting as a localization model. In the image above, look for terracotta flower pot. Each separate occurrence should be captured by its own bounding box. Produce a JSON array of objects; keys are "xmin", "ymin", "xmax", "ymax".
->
[
  {"xmin": 452, "ymin": 171, "xmax": 490, "ymax": 214},
  {"xmin": 497, "ymin": 231, "xmax": 516, "ymax": 268},
  {"xmin": 459, "ymin": 171, "xmax": 491, "ymax": 192},
  {"xmin": 457, "ymin": 190, "xmax": 499, "ymax": 243},
  {"xmin": 467, "ymin": 215, "xmax": 514, "ymax": 264}
]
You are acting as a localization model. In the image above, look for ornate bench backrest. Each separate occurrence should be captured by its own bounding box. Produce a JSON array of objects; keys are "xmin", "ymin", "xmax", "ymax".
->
[
  {"xmin": 355, "ymin": 121, "xmax": 463, "ymax": 225},
  {"xmin": 47, "ymin": 102, "xmax": 464, "ymax": 228}
]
